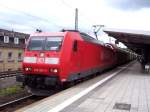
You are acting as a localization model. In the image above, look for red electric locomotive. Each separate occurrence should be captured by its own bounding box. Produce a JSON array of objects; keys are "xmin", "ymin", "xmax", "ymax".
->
[{"xmin": 17, "ymin": 30, "xmax": 120, "ymax": 94}]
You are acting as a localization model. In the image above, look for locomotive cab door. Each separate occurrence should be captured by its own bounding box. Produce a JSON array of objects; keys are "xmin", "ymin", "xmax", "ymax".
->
[{"xmin": 71, "ymin": 40, "xmax": 82, "ymax": 72}]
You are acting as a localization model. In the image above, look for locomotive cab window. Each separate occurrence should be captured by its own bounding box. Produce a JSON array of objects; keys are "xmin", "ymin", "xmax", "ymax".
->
[
  {"xmin": 73, "ymin": 40, "xmax": 78, "ymax": 52},
  {"xmin": 28, "ymin": 37, "xmax": 45, "ymax": 50},
  {"xmin": 45, "ymin": 37, "xmax": 63, "ymax": 51},
  {"xmin": 27, "ymin": 36, "xmax": 63, "ymax": 51}
]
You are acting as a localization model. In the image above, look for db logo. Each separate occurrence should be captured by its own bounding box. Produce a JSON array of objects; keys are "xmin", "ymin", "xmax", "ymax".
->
[{"xmin": 37, "ymin": 58, "xmax": 45, "ymax": 63}]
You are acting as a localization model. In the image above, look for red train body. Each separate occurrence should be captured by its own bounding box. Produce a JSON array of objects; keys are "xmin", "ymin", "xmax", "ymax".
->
[{"xmin": 17, "ymin": 30, "xmax": 132, "ymax": 94}]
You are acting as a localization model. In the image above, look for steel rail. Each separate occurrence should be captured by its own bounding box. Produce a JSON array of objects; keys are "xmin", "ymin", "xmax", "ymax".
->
[{"xmin": 0, "ymin": 94, "xmax": 33, "ymax": 109}]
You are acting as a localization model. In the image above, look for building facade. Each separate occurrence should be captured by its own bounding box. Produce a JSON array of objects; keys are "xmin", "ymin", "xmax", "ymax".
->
[{"xmin": 0, "ymin": 29, "xmax": 29, "ymax": 72}]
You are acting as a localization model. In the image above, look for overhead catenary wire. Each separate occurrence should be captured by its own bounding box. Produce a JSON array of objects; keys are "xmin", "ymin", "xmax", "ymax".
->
[
  {"xmin": 58, "ymin": 0, "xmax": 95, "ymax": 26},
  {"xmin": 0, "ymin": 3, "xmax": 64, "ymax": 31},
  {"xmin": 0, "ymin": 1, "xmax": 95, "ymax": 33}
]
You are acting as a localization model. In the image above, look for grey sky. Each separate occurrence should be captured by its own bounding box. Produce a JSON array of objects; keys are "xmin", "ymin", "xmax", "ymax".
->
[
  {"xmin": 0, "ymin": 0, "xmax": 150, "ymax": 46},
  {"xmin": 105, "ymin": 0, "xmax": 150, "ymax": 10}
]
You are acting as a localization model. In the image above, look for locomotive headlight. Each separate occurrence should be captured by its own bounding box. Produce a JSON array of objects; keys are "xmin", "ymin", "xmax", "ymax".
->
[
  {"xmin": 53, "ymin": 68, "xmax": 58, "ymax": 73},
  {"xmin": 24, "ymin": 67, "xmax": 32, "ymax": 71},
  {"xmin": 25, "ymin": 67, "xmax": 29, "ymax": 71},
  {"xmin": 40, "ymin": 53, "xmax": 45, "ymax": 57},
  {"xmin": 49, "ymin": 68, "xmax": 58, "ymax": 73}
]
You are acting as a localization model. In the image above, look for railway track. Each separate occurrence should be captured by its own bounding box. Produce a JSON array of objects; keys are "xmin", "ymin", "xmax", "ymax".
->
[
  {"xmin": 0, "ymin": 71, "xmax": 22, "ymax": 79},
  {"xmin": 0, "ymin": 94, "xmax": 33, "ymax": 109},
  {"xmin": 0, "ymin": 94, "xmax": 45, "ymax": 112}
]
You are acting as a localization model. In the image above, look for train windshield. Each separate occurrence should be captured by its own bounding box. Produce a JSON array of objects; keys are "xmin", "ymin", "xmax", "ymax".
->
[
  {"xmin": 28, "ymin": 36, "xmax": 63, "ymax": 51},
  {"xmin": 45, "ymin": 37, "xmax": 63, "ymax": 51},
  {"xmin": 28, "ymin": 37, "xmax": 45, "ymax": 50}
]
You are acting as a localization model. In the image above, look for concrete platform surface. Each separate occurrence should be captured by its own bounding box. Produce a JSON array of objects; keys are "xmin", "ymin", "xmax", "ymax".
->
[
  {"xmin": 61, "ymin": 62, "xmax": 150, "ymax": 112},
  {"xmin": 15, "ymin": 61, "xmax": 148, "ymax": 112}
]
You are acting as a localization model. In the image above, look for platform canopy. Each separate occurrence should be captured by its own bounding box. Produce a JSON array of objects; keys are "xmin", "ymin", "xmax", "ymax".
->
[{"xmin": 103, "ymin": 28, "xmax": 150, "ymax": 54}]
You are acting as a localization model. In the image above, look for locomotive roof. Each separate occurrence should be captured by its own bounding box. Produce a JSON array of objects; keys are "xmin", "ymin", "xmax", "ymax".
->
[
  {"xmin": 80, "ymin": 32, "xmax": 104, "ymax": 45},
  {"xmin": 61, "ymin": 29, "xmax": 104, "ymax": 45},
  {"xmin": 30, "ymin": 30, "xmax": 106, "ymax": 47},
  {"xmin": 30, "ymin": 32, "xmax": 66, "ymax": 37},
  {"xmin": 31, "ymin": 30, "xmax": 104, "ymax": 45}
]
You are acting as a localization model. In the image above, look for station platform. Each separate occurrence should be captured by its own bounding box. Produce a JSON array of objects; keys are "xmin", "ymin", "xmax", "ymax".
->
[{"xmin": 16, "ymin": 61, "xmax": 150, "ymax": 112}]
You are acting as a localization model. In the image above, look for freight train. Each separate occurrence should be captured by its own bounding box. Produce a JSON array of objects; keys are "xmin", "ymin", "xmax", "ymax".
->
[{"xmin": 16, "ymin": 30, "xmax": 134, "ymax": 95}]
